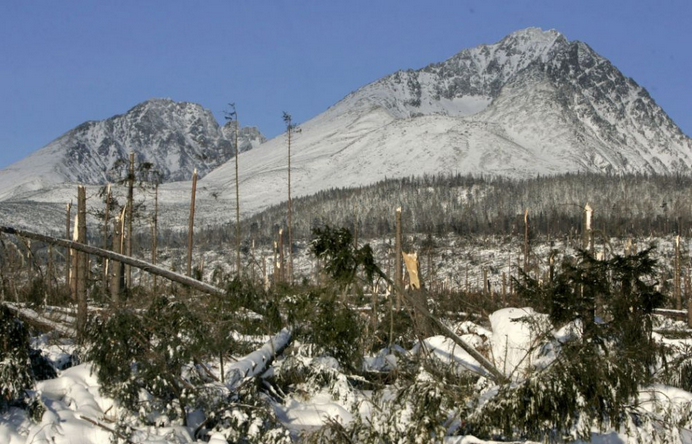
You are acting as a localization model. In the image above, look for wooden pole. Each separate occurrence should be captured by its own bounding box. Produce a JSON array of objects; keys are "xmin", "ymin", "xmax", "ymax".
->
[{"xmin": 187, "ymin": 168, "xmax": 198, "ymax": 277}]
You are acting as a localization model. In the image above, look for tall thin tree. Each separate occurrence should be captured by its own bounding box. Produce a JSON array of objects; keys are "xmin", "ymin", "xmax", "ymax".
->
[
  {"xmin": 102, "ymin": 183, "xmax": 111, "ymax": 290},
  {"xmin": 152, "ymin": 183, "xmax": 159, "ymax": 292},
  {"xmin": 126, "ymin": 152, "xmax": 135, "ymax": 289},
  {"xmin": 65, "ymin": 202, "xmax": 72, "ymax": 290},
  {"xmin": 76, "ymin": 186, "xmax": 87, "ymax": 335},
  {"xmin": 187, "ymin": 168, "xmax": 198, "ymax": 277},
  {"xmin": 283, "ymin": 112, "xmax": 298, "ymax": 283},
  {"xmin": 225, "ymin": 103, "xmax": 242, "ymax": 276}
]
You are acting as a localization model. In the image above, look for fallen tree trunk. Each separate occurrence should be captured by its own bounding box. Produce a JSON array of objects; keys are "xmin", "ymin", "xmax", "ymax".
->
[
  {"xmin": 400, "ymin": 287, "xmax": 509, "ymax": 384},
  {"xmin": 225, "ymin": 328, "xmax": 293, "ymax": 388},
  {"xmin": 2, "ymin": 302, "xmax": 76, "ymax": 337},
  {"xmin": 378, "ymin": 273, "xmax": 508, "ymax": 384},
  {"xmin": 0, "ymin": 225, "xmax": 226, "ymax": 298}
]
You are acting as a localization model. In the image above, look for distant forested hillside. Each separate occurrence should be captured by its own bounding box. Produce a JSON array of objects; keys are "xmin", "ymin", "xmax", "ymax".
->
[{"xmin": 180, "ymin": 173, "xmax": 692, "ymax": 250}]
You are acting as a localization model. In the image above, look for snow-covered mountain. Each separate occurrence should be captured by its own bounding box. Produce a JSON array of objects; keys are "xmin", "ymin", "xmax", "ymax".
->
[
  {"xmin": 201, "ymin": 27, "xmax": 692, "ymax": 215},
  {"xmin": 221, "ymin": 123, "xmax": 267, "ymax": 153},
  {"xmin": 0, "ymin": 98, "xmax": 264, "ymax": 200},
  {"xmin": 2, "ymin": 28, "xmax": 691, "ymax": 230}
]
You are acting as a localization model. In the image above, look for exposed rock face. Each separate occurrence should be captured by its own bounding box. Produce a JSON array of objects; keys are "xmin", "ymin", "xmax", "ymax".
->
[
  {"xmin": 221, "ymin": 123, "xmax": 267, "ymax": 153},
  {"xmin": 201, "ymin": 27, "xmax": 692, "ymax": 218},
  {"xmin": 0, "ymin": 98, "xmax": 265, "ymax": 200},
  {"xmin": 3, "ymin": 28, "xmax": 691, "ymax": 219}
]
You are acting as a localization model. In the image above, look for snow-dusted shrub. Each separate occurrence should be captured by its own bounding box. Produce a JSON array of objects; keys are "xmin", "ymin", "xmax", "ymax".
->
[
  {"xmin": 0, "ymin": 305, "xmax": 34, "ymax": 409},
  {"xmin": 0, "ymin": 305, "xmax": 53, "ymax": 420},
  {"xmin": 464, "ymin": 248, "xmax": 666, "ymax": 441},
  {"xmin": 201, "ymin": 378, "xmax": 292, "ymax": 444},
  {"xmin": 304, "ymin": 358, "xmax": 476, "ymax": 444},
  {"xmin": 274, "ymin": 355, "xmax": 359, "ymax": 411},
  {"xmin": 659, "ymin": 343, "xmax": 692, "ymax": 393},
  {"xmin": 85, "ymin": 296, "xmax": 206, "ymax": 424},
  {"xmin": 305, "ymin": 289, "xmax": 365, "ymax": 371},
  {"xmin": 283, "ymin": 286, "xmax": 366, "ymax": 372}
]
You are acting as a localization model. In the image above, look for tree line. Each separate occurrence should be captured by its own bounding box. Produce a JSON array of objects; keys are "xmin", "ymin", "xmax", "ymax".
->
[{"xmin": 173, "ymin": 172, "xmax": 692, "ymax": 252}]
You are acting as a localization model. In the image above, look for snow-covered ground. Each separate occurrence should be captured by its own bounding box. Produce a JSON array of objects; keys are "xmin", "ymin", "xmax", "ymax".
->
[{"xmin": 3, "ymin": 306, "xmax": 692, "ymax": 443}]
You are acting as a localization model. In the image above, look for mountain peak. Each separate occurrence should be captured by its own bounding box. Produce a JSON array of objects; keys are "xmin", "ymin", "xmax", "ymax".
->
[
  {"xmin": 502, "ymin": 27, "xmax": 562, "ymax": 43},
  {"xmin": 0, "ymin": 98, "xmax": 266, "ymax": 200}
]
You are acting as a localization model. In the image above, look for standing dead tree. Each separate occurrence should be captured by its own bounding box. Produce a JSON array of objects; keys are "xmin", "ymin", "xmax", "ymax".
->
[
  {"xmin": 187, "ymin": 168, "xmax": 198, "ymax": 277},
  {"xmin": 76, "ymin": 186, "xmax": 87, "ymax": 334},
  {"xmin": 65, "ymin": 202, "xmax": 72, "ymax": 292},
  {"xmin": 126, "ymin": 152, "xmax": 135, "ymax": 288},
  {"xmin": 101, "ymin": 183, "xmax": 111, "ymax": 290},
  {"xmin": 283, "ymin": 112, "xmax": 298, "ymax": 283},
  {"xmin": 225, "ymin": 103, "xmax": 242, "ymax": 277}
]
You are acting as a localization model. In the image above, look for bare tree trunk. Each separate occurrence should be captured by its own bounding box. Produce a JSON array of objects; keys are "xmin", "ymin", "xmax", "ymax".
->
[
  {"xmin": 70, "ymin": 213, "xmax": 78, "ymax": 300},
  {"xmin": 48, "ymin": 245, "xmax": 55, "ymax": 297},
  {"xmin": 395, "ymin": 207, "xmax": 402, "ymax": 309},
  {"xmin": 583, "ymin": 203, "xmax": 593, "ymax": 252},
  {"xmin": 126, "ymin": 152, "xmax": 134, "ymax": 289},
  {"xmin": 675, "ymin": 235, "xmax": 681, "ymax": 310},
  {"xmin": 686, "ymin": 266, "xmax": 692, "ymax": 328},
  {"xmin": 76, "ymin": 186, "xmax": 87, "ymax": 335},
  {"xmin": 102, "ymin": 183, "xmax": 111, "ymax": 290},
  {"xmin": 251, "ymin": 238, "xmax": 256, "ymax": 283},
  {"xmin": 523, "ymin": 209, "xmax": 529, "ymax": 275},
  {"xmin": 25, "ymin": 240, "xmax": 34, "ymax": 283},
  {"xmin": 152, "ymin": 183, "xmax": 158, "ymax": 293},
  {"xmin": 287, "ymin": 129, "xmax": 293, "ymax": 284},
  {"xmin": 278, "ymin": 229, "xmax": 285, "ymax": 284},
  {"xmin": 263, "ymin": 253, "xmax": 268, "ymax": 290},
  {"xmin": 273, "ymin": 241, "xmax": 278, "ymax": 286},
  {"xmin": 234, "ymin": 116, "xmax": 241, "ymax": 277},
  {"xmin": 111, "ymin": 213, "xmax": 123, "ymax": 304},
  {"xmin": 483, "ymin": 267, "xmax": 489, "ymax": 296},
  {"xmin": 65, "ymin": 202, "xmax": 72, "ymax": 290},
  {"xmin": 354, "ymin": 200, "xmax": 358, "ymax": 249},
  {"xmin": 187, "ymin": 169, "xmax": 198, "ymax": 277}
]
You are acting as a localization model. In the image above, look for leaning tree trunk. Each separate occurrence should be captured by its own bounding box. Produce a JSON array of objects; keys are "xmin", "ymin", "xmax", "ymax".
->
[{"xmin": 0, "ymin": 225, "xmax": 228, "ymax": 298}]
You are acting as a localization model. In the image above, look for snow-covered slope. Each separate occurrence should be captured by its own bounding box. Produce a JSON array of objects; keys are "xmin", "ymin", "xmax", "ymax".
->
[
  {"xmin": 201, "ymin": 27, "xmax": 692, "ymax": 215},
  {"xmin": 0, "ymin": 98, "xmax": 264, "ymax": 201},
  {"xmin": 3, "ymin": 28, "xmax": 691, "ymax": 227}
]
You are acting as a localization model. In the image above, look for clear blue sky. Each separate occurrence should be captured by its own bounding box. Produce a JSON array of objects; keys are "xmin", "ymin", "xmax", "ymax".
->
[{"xmin": 1, "ymin": 0, "xmax": 690, "ymax": 169}]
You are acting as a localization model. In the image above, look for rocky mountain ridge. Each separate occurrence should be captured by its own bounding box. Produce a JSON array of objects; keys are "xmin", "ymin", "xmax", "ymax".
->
[
  {"xmin": 0, "ymin": 98, "xmax": 264, "ymax": 200},
  {"xmin": 200, "ymin": 27, "xmax": 692, "ymax": 217},
  {"xmin": 1, "ymin": 28, "xmax": 690, "ymax": 231}
]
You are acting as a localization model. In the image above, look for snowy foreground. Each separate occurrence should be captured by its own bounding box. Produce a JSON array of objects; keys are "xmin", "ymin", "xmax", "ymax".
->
[{"xmin": 2, "ymin": 307, "xmax": 692, "ymax": 444}]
